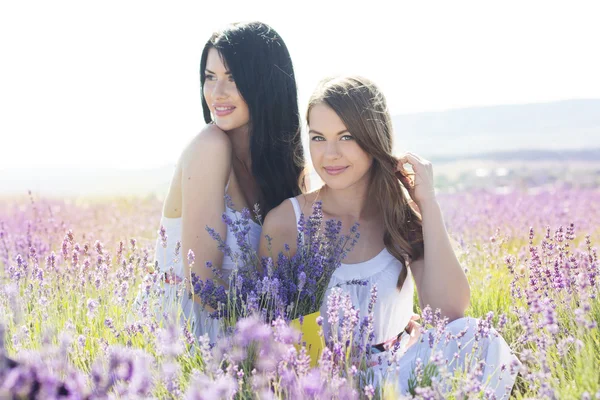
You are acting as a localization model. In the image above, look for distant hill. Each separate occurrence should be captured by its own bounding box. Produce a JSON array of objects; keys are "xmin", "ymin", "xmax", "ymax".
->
[
  {"xmin": 2, "ymin": 99, "xmax": 599, "ymax": 196},
  {"xmin": 429, "ymin": 148, "xmax": 600, "ymax": 164},
  {"xmin": 391, "ymin": 99, "xmax": 600, "ymax": 157}
]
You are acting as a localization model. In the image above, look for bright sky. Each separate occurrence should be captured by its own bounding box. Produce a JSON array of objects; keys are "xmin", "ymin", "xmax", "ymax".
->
[{"xmin": 1, "ymin": 0, "xmax": 599, "ymax": 170}]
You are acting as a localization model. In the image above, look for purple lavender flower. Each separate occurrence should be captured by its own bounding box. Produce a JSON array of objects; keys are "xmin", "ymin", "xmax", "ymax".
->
[
  {"xmin": 185, "ymin": 372, "xmax": 237, "ymax": 400},
  {"xmin": 158, "ymin": 225, "xmax": 168, "ymax": 249},
  {"xmin": 187, "ymin": 249, "xmax": 195, "ymax": 266},
  {"xmin": 297, "ymin": 271, "xmax": 307, "ymax": 293},
  {"xmin": 94, "ymin": 240, "xmax": 104, "ymax": 255},
  {"xmin": 87, "ymin": 298, "xmax": 98, "ymax": 319}
]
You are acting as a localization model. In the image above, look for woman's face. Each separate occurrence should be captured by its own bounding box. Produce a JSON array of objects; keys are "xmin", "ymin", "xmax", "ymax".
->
[
  {"xmin": 308, "ymin": 103, "xmax": 373, "ymax": 190},
  {"xmin": 203, "ymin": 48, "xmax": 250, "ymax": 132}
]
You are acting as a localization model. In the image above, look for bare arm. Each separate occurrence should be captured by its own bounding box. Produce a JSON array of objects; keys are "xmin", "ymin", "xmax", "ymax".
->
[
  {"xmin": 397, "ymin": 153, "xmax": 470, "ymax": 322},
  {"xmin": 180, "ymin": 125, "xmax": 232, "ymax": 290},
  {"xmin": 410, "ymin": 198, "xmax": 470, "ymax": 322}
]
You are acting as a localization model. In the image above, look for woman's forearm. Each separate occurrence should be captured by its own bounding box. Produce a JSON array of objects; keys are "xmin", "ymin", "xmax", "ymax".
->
[{"xmin": 418, "ymin": 198, "xmax": 470, "ymax": 320}]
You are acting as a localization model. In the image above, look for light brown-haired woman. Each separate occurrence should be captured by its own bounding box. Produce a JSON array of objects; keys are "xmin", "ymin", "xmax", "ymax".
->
[{"xmin": 259, "ymin": 76, "xmax": 520, "ymax": 396}]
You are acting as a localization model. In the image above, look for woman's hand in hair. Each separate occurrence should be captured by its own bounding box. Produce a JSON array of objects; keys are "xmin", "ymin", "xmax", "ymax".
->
[{"xmin": 395, "ymin": 153, "xmax": 436, "ymax": 208}]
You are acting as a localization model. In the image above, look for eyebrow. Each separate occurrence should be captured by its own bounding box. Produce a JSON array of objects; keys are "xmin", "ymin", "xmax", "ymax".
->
[
  {"xmin": 308, "ymin": 129, "xmax": 349, "ymax": 136},
  {"xmin": 205, "ymin": 69, "xmax": 231, "ymax": 75}
]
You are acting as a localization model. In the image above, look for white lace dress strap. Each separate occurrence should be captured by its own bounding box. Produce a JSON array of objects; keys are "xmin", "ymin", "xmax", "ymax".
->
[
  {"xmin": 288, "ymin": 197, "xmax": 306, "ymax": 246},
  {"xmin": 288, "ymin": 197, "xmax": 302, "ymax": 225}
]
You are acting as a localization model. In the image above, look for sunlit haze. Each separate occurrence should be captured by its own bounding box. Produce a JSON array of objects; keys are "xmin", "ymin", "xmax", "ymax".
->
[{"xmin": 1, "ymin": 0, "xmax": 599, "ymax": 170}]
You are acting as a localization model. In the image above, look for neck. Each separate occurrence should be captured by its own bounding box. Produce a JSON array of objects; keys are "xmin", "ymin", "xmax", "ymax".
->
[
  {"xmin": 319, "ymin": 174, "xmax": 374, "ymax": 220},
  {"xmin": 227, "ymin": 125, "xmax": 251, "ymax": 168}
]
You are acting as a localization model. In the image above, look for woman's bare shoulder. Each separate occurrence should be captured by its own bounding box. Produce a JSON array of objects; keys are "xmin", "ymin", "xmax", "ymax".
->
[
  {"xmin": 262, "ymin": 192, "xmax": 319, "ymax": 236},
  {"xmin": 263, "ymin": 199, "xmax": 296, "ymax": 235},
  {"xmin": 183, "ymin": 124, "xmax": 230, "ymax": 157},
  {"xmin": 260, "ymin": 198, "xmax": 299, "ymax": 256},
  {"xmin": 177, "ymin": 125, "xmax": 232, "ymax": 172}
]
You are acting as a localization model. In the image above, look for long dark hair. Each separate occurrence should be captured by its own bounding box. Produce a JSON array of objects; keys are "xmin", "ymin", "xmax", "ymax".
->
[
  {"xmin": 307, "ymin": 76, "xmax": 424, "ymax": 289},
  {"xmin": 200, "ymin": 21, "xmax": 305, "ymax": 214}
]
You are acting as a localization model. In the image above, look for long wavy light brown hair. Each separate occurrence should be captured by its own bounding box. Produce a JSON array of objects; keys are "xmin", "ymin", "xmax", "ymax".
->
[{"xmin": 306, "ymin": 76, "xmax": 424, "ymax": 288}]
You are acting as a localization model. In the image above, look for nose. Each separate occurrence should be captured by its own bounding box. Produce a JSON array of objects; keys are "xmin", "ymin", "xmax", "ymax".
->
[
  {"xmin": 324, "ymin": 141, "xmax": 341, "ymax": 160},
  {"xmin": 212, "ymin": 79, "xmax": 228, "ymax": 100}
]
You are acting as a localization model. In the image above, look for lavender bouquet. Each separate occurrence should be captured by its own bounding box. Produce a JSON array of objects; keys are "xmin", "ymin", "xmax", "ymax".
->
[
  {"xmin": 265, "ymin": 200, "xmax": 360, "ymax": 321},
  {"xmin": 190, "ymin": 198, "xmax": 359, "ymax": 335}
]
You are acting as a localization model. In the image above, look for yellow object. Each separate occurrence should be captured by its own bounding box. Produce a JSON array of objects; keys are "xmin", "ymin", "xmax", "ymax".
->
[{"xmin": 290, "ymin": 311, "xmax": 324, "ymax": 367}]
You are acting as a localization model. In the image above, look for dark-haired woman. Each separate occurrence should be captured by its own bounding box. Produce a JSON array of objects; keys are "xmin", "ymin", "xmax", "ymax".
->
[
  {"xmin": 260, "ymin": 76, "xmax": 519, "ymax": 397},
  {"xmin": 152, "ymin": 22, "xmax": 305, "ymax": 343}
]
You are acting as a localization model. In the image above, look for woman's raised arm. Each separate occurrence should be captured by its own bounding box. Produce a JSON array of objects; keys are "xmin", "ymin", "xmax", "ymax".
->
[{"xmin": 398, "ymin": 153, "xmax": 470, "ymax": 321}]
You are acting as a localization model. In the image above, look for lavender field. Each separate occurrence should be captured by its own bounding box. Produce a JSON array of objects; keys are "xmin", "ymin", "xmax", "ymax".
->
[{"xmin": 0, "ymin": 187, "xmax": 599, "ymax": 399}]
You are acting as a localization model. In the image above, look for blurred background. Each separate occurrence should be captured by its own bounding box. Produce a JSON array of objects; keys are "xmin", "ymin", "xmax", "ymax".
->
[{"xmin": 1, "ymin": 0, "xmax": 599, "ymax": 198}]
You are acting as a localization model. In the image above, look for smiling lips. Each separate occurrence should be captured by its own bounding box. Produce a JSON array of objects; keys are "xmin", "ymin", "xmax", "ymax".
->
[
  {"xmin": 213, "ymin": 105, "xmax": 236, "ymax": 117},
  {"xmin": 324, "ymin": 166, "xmax": 348, "ymax": 176}
]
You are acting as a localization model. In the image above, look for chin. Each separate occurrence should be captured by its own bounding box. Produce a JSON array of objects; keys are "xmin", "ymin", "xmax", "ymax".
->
[
  {"xmin": 214, "ymin": 119, "xmax": 245, "ymax": 132},
  {"xmin": 321, "ymin": 178, "xmax": 354, "ymax": 191},
  {"xmin": 320, "ymin": 171, "xmax": 371, "ymax": 191}
]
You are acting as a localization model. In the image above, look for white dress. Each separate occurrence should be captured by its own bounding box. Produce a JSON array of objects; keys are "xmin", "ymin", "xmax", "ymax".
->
[
  {"xmin": 153, "ymin": 188, "xmax": 262, "ymax": 344},
  {"xmin": 288, "ymin": 198, "xmax": 415, "ymax": 347},
  {"xmin": 288, "ymin": 197, "xmax": 520, "ymax": 398}
]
